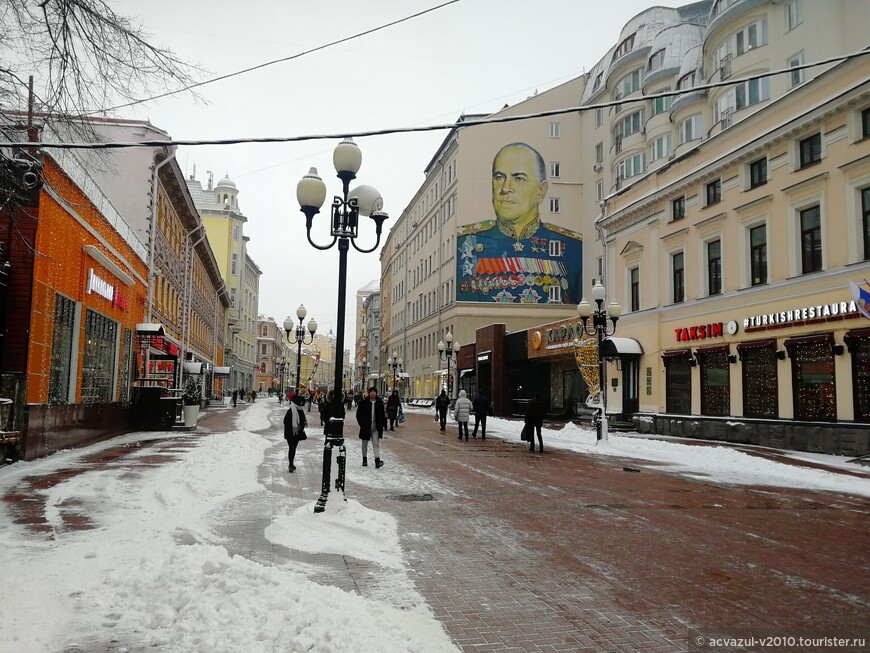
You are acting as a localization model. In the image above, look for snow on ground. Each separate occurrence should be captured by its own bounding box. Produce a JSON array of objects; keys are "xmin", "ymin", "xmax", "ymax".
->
[
  {"xmin": 404, "ymin": 406, "xmax": 870, "ymax": 498},
  {"xmin": 0, "ymin": 399, "xmax": 459, "ymax": 653}
]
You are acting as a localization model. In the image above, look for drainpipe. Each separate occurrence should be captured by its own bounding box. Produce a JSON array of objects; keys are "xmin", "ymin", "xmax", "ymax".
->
[
  {"xmin": 145, "ymin": 150, "xmax": 175, "ymax": 381},
  {"xmin": 179, "ymin": 223, "xmax": 206, "ymax": 373}
]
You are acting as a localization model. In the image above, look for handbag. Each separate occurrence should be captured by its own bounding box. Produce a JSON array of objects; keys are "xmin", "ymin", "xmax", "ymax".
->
[
  {"xmin": 398, "ymin": 413, "xmax": 405, "ymax": 424},
  {"xmin": 520, "ymin": 425, "xmax": 531, "ymax": 441},
  {"xmin": 297, "ymin": 428, "xmax": 307, "ymax": 441}
]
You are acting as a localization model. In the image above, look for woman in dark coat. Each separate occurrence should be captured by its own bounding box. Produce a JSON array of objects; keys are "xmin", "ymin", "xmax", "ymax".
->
[
  {"xmin": 356, "ymin": 386, "xmax": 387, "ymax": 468},
  {"xmin": 386, "ymin": 390, "xmax": 401, "ymax": 431},
  {"xmin": 524, "ymin": 395, "xmax": 545, "ymax": 452},
  {"xmin": 283, "ymin": 393, "xmax": 307, "ymax": 472}
]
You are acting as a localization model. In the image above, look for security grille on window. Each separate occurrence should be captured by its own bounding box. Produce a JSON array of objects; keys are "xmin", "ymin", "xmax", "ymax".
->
[
  {"xmin": 81, "ymin": 309, "xmax": 118, "ymax": 404},
  {"xmin": 49, "ymin": 293, "xmax": 77, "ymax": 404}
]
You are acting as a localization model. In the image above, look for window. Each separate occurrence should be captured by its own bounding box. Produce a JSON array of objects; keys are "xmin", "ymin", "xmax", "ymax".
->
[
  {"xmin": 749, "ymin": 158, "xmax": 767, "ymax": 188},
  {"xmin": 698, "ymin": 348, "xmax": 730, "ymax": 416},
  {"xmin": 862, "ymin": 107, "xmax": 870, "ymax": 139},
  {"xmin": 800, "ymin": 205, "xmax": 822, "ymax": 273},
  {"xmin": 846, "ymin": 329, "xmax": 870, "ymax": 422},
  {"xmin": 651, "ymin": 134, "xmax": 672, "ymax": 162},
  {"xmin": 614, "ymin": 34, "xmax": 635, "ymax": 60},
  {"xmin": 706, "ymin": 180, "xmax": 722, "ymax": 206},
  {"xmin": 232, "ymin": 225, "xmax": 239, "ymax": 241},
  {"xmin": 786, "ymin": 0, "xmax": 803, "ymax": 30},
  {"xmin": 672, "ymin": 196, "xmax": 686, "ymax": 220},
  {"xmin": 81, "ymin": 309, "xmax": 118, "ymax": 404},
  {"xmin": 231, "ymin": 253, "xmax": 238, "ymax": 275},
  {"xmin": 260, "ymin": 343, "xmax": 267, "ymax": 355},
  {"xmin": 596, "ymin": 180, "xmax": 604, "ymax": 201},
  {"xmin": 548, "ymin": 285, "xmax": 562, "ymax": 303},
  {"xmin": 549, "ymin": 122, "xmax": 561, "ymax": 138},
  {"xmin": 707, "ymin": 240, "xmax": 722, "ymax": 295},
  {"xmin": 863, "ymin": 187, "xmax": 870, "ymax": 260},
  {"xmin": 550, "ymin": 162, "xmax": 560, "ymax": 178},
  {"xmin": 49, "ymin": 294, "xmax": 76, "ymax": 404},
  {"xmin": 617, "ymin": 153, "xmax": 645, "ymax": 180},
  {"xmin": 616, "ymin": 68, "xmax": 642, "ymax": 97},
  {"xmin": 789, "ymin": 336, "xmax": 836, "ymax": 422},
  {"xmin": 630, "ymin": 267, "xmax": 640, "ymax": 312},
  {"xmin": 750, "ymin": 224, "xmax": 767, "ymax": 285},
  {"xmin": 617, "ymin": 110, "xmax": 645, "ymax": 138},
  {"xmin": 799, "ymin": 132, "xmax": 821, "ymax": 167},
  {"xmin": 651, "ymin": 91, "xmax": 673, "ymax": 115},
  {"xmin": 594, "ymin": 142, "xmax": 604, "ymax": 163},
  {"xmin": 648, "ymin": 49, "xmax": 665, "ymax": 71},
  {"xmin": 664, "ymin": 352, "xmax": 692, "ymax": 414},
  {"xmin": 672, "ymin": 252, "xmax": 685, "ymax": 303},
  {"xmin": 549, "ymin": 240, "xmax": 564, "ymax": 257},
  {"xmin": 736, "ymin": 18, "xmax": 768, "ymax": 55},
  {"xmin": 680, "ymin": 114, "xmax": 702, "ymax": 144},
  {"xmin": 230, "ymin": 288, "xmax": 236, "ymax": 307},
  {"xmin": 677, "ymin": 72, "xmax": 695, "ymax": 90},
  {"xmin": 735, "ymin": 77, "xmax": 770, "ymax": 109},
  {"xmin": 595, "ymin": 107, "xmax": 604, "ymax": 127},
  {"xmin": 549, "ymin": 197, "xmax": 560, "ymax": 213},
  {"xmin": 789, "ymin": 53, "xmax": 805, "ymax": 87},
  {"xmin": 593, "ymin": 73, "xmax": 603, "ymax": 92},
  {"xmin": 739, "ymin": 341, "xmax": 778, "ymax": 418}
]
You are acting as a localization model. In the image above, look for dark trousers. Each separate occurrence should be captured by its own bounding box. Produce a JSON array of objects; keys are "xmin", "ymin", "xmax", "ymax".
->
[
  {"xmin": 472, "ymin": 415, "xmax": 487, "ymax": 438},
  {"xmin": 438, "ymin": 409, "xmax": 447, "ymax": 430},
  {"xmin": 286, "ymin": 439, "xmax": 299, "ymax": 468},
  {"xmin": 458, "ymin": 421, "xmax": 469, "ymax": 440},
  {"xmin": 528, "ymin": 425, "xmax": 543, "ymax": 452}
]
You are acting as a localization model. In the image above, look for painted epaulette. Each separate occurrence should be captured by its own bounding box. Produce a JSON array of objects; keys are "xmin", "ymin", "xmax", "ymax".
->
[
  {"xmin": 457, "ymin": 220, "xmax": 496, "ymax": 236},
  {"xmin": 542, "ymin": 222, "xmax": 583, "ymax": 240}
]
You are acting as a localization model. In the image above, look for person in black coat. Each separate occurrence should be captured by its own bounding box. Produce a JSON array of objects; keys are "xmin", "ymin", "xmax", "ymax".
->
[
  {"xmin": 471, "ymin": 392, "xmax": 492, "ymax": 439},
  {"xmin": 283, "ymin": 394, "xmax": 308, "ymax": 473},
  {"xmin": 435, "ymin": 389, "xmax": 450, "ymax": 431},
  {"xmin": 356, "ymin": 386, "xmax": 387, "ymax": 468},
  {"xmin": 386, "ymin": 390, "xmax": 402, "ymax": 431},
  {"xmin": 524, "ymin": 395, "xmax": 545, "ymax": 452}
]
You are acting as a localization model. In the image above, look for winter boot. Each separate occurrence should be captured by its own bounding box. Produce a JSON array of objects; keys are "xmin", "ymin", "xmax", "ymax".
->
[
  {"xmin": 362, "ymin": 457, "xmax": 368, "ymax": 467},
  {"xmin": 375, "ymin": 458, "xmax": 384, "ymax": 469}
]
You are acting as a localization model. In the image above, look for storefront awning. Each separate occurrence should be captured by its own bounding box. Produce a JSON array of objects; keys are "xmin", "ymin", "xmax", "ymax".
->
[
  {"xmin": 183, "ymin": 362, "xmax": 203, "ymax": 374},
  {"xmin": 460, "ymin": 369, "xmax": 474, "ymax": 377},
  {"xmin": 214, "ymin": 366, "xmax": 231, "ymax": 376},
  {"xmin": 602, "ymin": 337, "xmax": 643, "ymax": 356},
  {"xmin": 135, "ymin": 323, "xmax": 165, "ymax": 336},
  {"xmin": 398, "ymin": 372, "xmax": 410, "ymax": 379}
]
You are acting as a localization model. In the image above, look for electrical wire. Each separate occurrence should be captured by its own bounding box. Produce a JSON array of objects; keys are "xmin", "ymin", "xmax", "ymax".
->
[{"xmin": 9, "ymin": 47, "xmax": 870, "ymax": 150}]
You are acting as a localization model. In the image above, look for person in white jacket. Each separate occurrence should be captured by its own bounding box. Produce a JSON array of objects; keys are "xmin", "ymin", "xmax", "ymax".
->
[{"xmin": 454, "ymin": 389, "xmax": 473, "ymax": 441}]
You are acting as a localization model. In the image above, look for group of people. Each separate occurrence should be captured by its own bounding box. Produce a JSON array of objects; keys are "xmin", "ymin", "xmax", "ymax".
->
[
  {"xmin": 436, "ymin": 389, "xmax": 544, "ymax": 452},
  {"xmin": 230, "ymin": 389, "xmax": 257, "ymax": 407}
]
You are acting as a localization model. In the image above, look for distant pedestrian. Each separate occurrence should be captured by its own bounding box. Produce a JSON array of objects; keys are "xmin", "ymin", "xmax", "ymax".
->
[
  {"xmin": 356, "ymin": 386, "xmax": 386, "ymax": 468},
  {"xmin": 435, "ymin": 389, "xmax": 450, "ymax": 431},
  {"xmin": 283, "ymin": 393, "xmax": 308, "ymax": 473},
  {"xmin": 251, "ymin": 390, "xmax": 257, "ymax": 403},
  {"xmin": 232, "ymin": 390, "xmax": 238, "ymax": 407},
  {"xmin": 454, "ymin": 390, "xmax": 473, "ymax": 441},
  {"xmin": 386, "ymin": 390, "xmax": 401, "ymax": 431},
  {"xmin": 524, "ymin": 395, "xmax": 545, "ymax": 452},
  {"xmin": 471, "ymin": 392, "xmax": 492, "ymax": 439}
]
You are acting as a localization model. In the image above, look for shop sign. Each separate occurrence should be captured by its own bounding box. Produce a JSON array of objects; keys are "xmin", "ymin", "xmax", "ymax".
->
[
  {"xmin": 675, "ymin": 322, "xmax": 724, "ymax": 342},
  {"xmin": 86, "ymin": 268, "xmax": 115, "ymax": 303},
  {"xmin": 743, "ymin": 300, "xmax": 858, "ymax": 330},
  {"xmin": 477, "ymin": 353, "xmax": 491, "ymax": 363},
  {"xmin": 546, "ymin": 322, "xmax": 583, "ymax": 344},
  {"xmin": 150, "ymin": 336, "xmax": 180, "ymax": 357}
]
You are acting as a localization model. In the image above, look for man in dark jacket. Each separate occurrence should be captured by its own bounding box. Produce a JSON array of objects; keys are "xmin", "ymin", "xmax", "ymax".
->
[
  {"xmin": 524, "ymin": 395, "xmax": 546, "ymax": 452},
  {"xmin": 435, "ymin": 389, "xmax": 450, "ymax": 431},
  {"xmin": 471, "ymin": 392, "xmax": 492, "ymax": 439},
  {"xmin": 356, "ymin": 386, "xmax": 387, "ymax": 468}
]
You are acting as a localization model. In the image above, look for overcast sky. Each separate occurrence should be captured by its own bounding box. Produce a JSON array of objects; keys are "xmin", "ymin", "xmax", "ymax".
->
[{"xmin": 115, "ymin": 0, "xmax": 663, "ymax": 346}]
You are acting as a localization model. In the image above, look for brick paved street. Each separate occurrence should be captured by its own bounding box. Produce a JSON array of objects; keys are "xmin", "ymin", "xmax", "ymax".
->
[{"xmin": 3, "ymin": 400, "xmax": 868, "ymax": 652}]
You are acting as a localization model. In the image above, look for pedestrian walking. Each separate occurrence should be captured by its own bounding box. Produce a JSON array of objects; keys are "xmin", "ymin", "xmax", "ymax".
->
[
  {"xmin": 231, "ymin": 390, "xmax": 237, "ymax": 407},
  {"xmin": 435, "ymin": 389, "xmax": 450, "ymax": 431},
  {"xmin": 524, "ymin": 395, "xmax": 545, "ymax": 452},
  {"xmin": 471, "ymin": 391, "xmax": 492, "ymax": 439},
  {"xmin": 356, "ymin": 386, "xmax": 386, "ymax": 468},
  {"xmin": 454, "ymin": 389, "xmax": 473, "ymax": 441},
  {"xmin": 386, "ymin": 390, "xmax": 401, "ymax": 431},
  {"xmin": 283, "ymin": 393, "xmax": 308, "ymax": 473},
  {"xmin": 251, "ymin": 389, "xmax": 257, "ymax": 403}
]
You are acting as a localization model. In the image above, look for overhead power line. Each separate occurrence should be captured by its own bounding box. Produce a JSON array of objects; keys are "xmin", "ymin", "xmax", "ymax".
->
[{"xmin": 13, "ymin": 48, "xmax": 870, "ymax": 150}]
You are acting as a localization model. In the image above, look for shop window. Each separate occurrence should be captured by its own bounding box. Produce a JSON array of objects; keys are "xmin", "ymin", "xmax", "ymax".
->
[
  {"xmin": 49, "ymin": 294, "xmax": 77, "ymax": 404},
  {"xmin": 738, "ymin": 340, "xmax": 778, "ymax": 418},
  {"xmin": 786, "ymin": 335, "xmax": 836, "ymax": 422},
  {"xmin": 750, "ymin": 224, "xmax": 767, "ymax": 285},
  {"xmin": 81, "ymin": 309, "xmax": 118, "ymax": 404},
  {"xmin": 663, "ymin": 350, "xmax": 692, "ymax": 414},
  {"xmin": 800, "ymin": 205, "xmax": 822, "ymax": 273},
  {"xmin": 698, "ymin": 347, "xmax": 730, "ymax": 416},
  {"xmin": 844, "ymin": 328, "xmax": 870, "ymax": 422},
  {"xmin": 120, "ymin": 328, "xmax": 133, "ymax": 404}
]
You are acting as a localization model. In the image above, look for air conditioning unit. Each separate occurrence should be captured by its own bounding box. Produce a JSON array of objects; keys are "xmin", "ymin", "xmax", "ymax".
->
[{"xmin": 593, "ymin": 163, "xmax": 603, "ymax": 172}]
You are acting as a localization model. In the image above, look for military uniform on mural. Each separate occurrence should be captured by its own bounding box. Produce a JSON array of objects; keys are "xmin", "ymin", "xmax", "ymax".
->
[{"xmin": 456, "ymin": 217, "xmax": 582, "ymax": 304}]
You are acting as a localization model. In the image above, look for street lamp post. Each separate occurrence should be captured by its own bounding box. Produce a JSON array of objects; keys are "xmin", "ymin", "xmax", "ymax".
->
[
  {"xmin": 437, "ymin": 331, "xmax": 460, "ymax": 399},
  {"xmin": 277, "ymin": 356, "xmax": 287, "ymax": 404},
  {"xmin": 386, "ymin": 350, "xmax": 403, "ymax": 394},
  {"xmin": 297, "ymin": 138, "xmax": 389, "ymax": 513},
  {"xmin": 284, "ymin": 304, "xmax": 317, "ymax": 400},
  {"xmin": 576, "ymin": 281, "xmax": 621, "ymax": 442}
]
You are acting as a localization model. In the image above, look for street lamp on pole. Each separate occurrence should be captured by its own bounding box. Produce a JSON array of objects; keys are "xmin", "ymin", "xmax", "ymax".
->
[
  {"xmin": 386, "ymin": 350, "xmax": 403, "ymax": 394},
  {"xmin": 437, "ymin": 331, "xmax": 460, "ymax": 399},
  {"xmin": 284, "ymin": 304, "xmax": 317, "ymax": 399},
  {"xmin": 297, "ymin": 138, "xmax": 389, "ymax": 513},
  {"xmin": 277, "ymin": 355, "xmax": 287, "ymax": 404},
  {"xmin": 576, "ymin": 281, "xmax": 621, "ymax": 442}
]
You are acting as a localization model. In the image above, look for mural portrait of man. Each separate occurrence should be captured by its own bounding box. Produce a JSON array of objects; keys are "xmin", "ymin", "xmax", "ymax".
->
[{"xmin": 456, "ymin": 142, "xmax": 583, "ymax": 304}]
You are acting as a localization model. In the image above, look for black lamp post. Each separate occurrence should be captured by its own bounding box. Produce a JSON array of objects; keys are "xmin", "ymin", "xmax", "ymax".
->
[
  {"xmin": 576, "ymin": 281, "xmax": 621, "ymax": 442},
  {"xmin": 277, "ymin": 355, "xmax": 287, "ymax": 403},
  {"xmin": 284, "ymin": 304, "xmax": 317, "ymax": 399},
  {"xmin": 386, "ymin": 351, "xmax": 403, "ymax": 394},
  {"xmin": 297, "ymin": 138, "xmax": 389, "ymax": 513},
  {"xmin": 437, "ymin": 331, "xmax": 460, "ymax": 399}
]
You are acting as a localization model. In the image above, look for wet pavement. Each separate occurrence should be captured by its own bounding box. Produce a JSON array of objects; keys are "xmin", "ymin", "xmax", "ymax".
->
[{"xmin": 3, "ymin": 401, "xmax": 869, "ymax": 652}]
